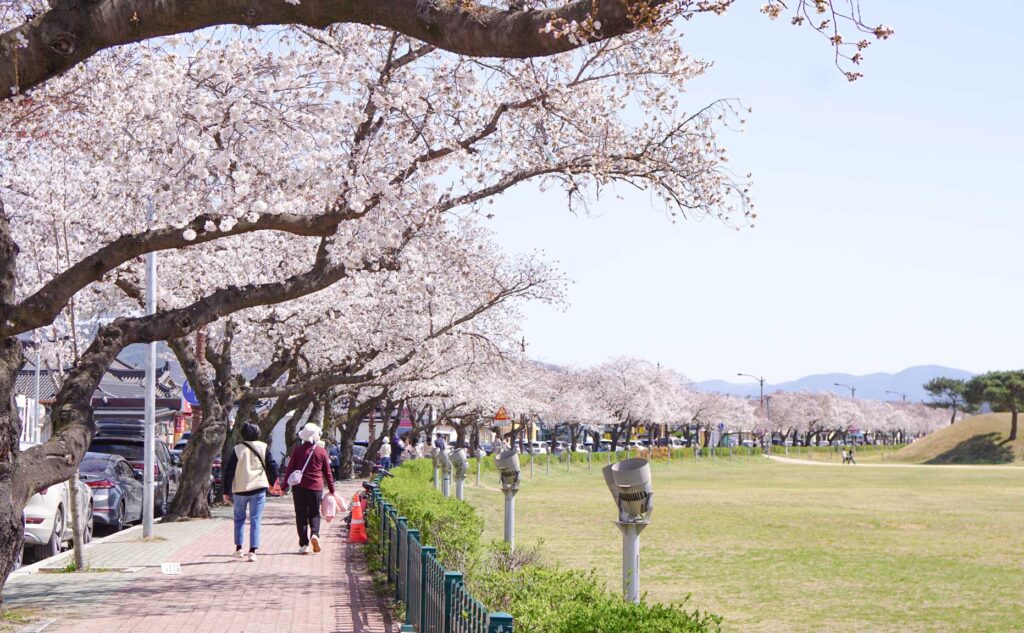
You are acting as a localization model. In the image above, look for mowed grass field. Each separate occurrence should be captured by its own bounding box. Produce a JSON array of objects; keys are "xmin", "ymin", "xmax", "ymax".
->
[{"xmin": 462, "ymin": 456, "xmax": 1024, "ymax": 632}]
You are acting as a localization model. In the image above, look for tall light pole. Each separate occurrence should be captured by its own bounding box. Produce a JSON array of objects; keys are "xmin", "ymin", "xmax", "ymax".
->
[
  {"xmin": 834, "ymin": 382, "xmax": 856, "ymax": 398},
  {"xmin": 737, "ymin": 373, "xmax": 766, "ymax": 412},
  {"xmin": 738, "ymin": 373, "xmax": 767, "ymax": 451},
  {"xmin": 143, "ymin": 199, "xmax": 158, "ymax": 538},
  {"xmin": 885, "ymin": 390, "xmax": 907, "ymax": 402}
]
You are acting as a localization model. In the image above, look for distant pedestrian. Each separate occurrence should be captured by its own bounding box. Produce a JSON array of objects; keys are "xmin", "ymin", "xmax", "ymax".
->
[
  {"xmin": 391, "ymin": 434, "xmax": 405, "ymax": 468},
  {"xmin": 284, "ymin": 423, "xmax": 336, "ymax": 555},
  {"xmin": 328, "ymin": 443, "xmax": 341, "ymax": 480},
  {"xmin": 379, "ymin": 438, "xmax": 392, "ymax": 471},
  {"xmin": 223, "ymin": 423, "xmax": 279, "ymax": 562},
  {"xmin": 849, "ymin": 448, "xmax": 857, "ymax": 465},
  {"xmin": 841, "ymin": 448, "xmax": 848, "ymax": 464},
  {"xmin": 434, "ymin": 434, "xmax": 447, "ymax": 452}
]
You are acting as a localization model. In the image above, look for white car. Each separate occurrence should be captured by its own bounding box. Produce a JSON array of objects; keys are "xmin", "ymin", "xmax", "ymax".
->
[
  {"xmin": 526, "ymin": 441, "xmax": 548, "ymax": 455},
  {"xmin": 21, "ymin": 443, "xmax": 94, "ymax": 562},
  {"xmin": 626, "ymin": 440, "xmax": 648, "ymax": 452}
]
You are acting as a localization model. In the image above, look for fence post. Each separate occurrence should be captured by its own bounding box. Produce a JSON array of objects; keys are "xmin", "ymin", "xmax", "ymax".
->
[
  {"xmin": 487, "ymin": 612, "xmax": 515, "ymax": 633},
  {"xmin": 443, "ymin": 571, "xmax": 463, "ymax": 633},
  {"xmin": 405, "ymin": 528, "xmax": 420, "ymax": 628},
  {"xmin": 382, "ymin": 503, "xmax": 392, "ymax": 573},
  {"xmin": 396, "ymin": 517, "xmax": 408, "ymax": 601},
  {"xmin": 420, "ymin": 545, "xmax": 436, "ymax": 633}
]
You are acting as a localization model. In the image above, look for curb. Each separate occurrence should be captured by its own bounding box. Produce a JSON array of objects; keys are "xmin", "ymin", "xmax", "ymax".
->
[
  {"xmin": 12, "ymin": 523, "xmax": 144, "ymax": 576},
  {"xmin": 15, "ymin": 617, "xmax": 55, "ymax": 633}
]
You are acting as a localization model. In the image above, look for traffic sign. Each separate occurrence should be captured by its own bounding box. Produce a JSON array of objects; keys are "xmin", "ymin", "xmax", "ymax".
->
[
  {"xmin": 494, "ymin": 407, "xmax": 510, "ymax": 421},
  {"xmin": 182, "ymin": 379, "xmax": 200, "ymax": 406}
]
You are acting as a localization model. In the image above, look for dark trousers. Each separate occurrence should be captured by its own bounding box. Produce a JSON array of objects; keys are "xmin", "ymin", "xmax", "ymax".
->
[{"xmin": 292, "ymin": 487, "xmax": 324, "ymax": 546}]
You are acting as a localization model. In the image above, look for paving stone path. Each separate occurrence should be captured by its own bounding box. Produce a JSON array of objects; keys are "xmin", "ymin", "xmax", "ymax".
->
[{"xmin": 4, "ymin": 481, "xmax": 395, "ymax": 633}]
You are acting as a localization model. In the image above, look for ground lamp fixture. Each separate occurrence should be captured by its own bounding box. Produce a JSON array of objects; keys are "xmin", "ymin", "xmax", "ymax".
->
[
  {"xmin": 603, "ymin": 458, "xmax": 653, "ymax": 604},
  {"xmin": 431, "ymin": 447, "xmax": 442, "ymax": 490},
  {"xmin": 451, "ymin": 448, "xmax": 468, "ymax": 500},
  {"xmin": 495, "ymin": 447, "xmax": 521, "ymax": 550},
  {"xmin": 439, "ymin": 449, "xmax": 453, "ymax": 498}
]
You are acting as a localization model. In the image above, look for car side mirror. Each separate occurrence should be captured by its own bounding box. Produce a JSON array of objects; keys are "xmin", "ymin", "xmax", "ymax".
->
[{"xmin": 171, "ymin": 454, "xmax": 181, "ymax": 466}]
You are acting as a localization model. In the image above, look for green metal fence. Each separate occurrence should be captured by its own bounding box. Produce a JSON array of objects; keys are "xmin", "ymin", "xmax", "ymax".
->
[{"xmin": 370, "ymin": 482, "xmax": 514, "ymax": 633}]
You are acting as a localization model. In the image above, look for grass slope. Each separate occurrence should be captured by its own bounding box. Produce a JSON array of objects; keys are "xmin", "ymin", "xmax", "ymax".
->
[
  {"xmin": 892, "ymin": 413, "xmax": 1024, "ymax": 465},
  {"xmin": 463, "ymin": 458, "xmax": 1024, "ymax": 633}
]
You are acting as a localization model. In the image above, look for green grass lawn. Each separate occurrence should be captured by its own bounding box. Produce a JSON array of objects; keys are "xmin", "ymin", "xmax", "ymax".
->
[{"xmin": 462, "ymin": 456, "xmax": 1024, "ymax": 633}]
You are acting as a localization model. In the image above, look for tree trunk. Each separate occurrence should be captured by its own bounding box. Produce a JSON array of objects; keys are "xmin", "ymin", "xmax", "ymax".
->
[
  {"xmin": 68, "ymin": 472, "xmax": 86, "ymax": 570},
  {"xmin": 0, "ymin": 337, "xmax": 26, "ymax": 606},
  {"xmin": 1010, "ymin": 408, "xmax": 1018, "ymax": 442},
  {"xmin": 164, "ymin": 333, "xmax": 234, "ymax": 521}
]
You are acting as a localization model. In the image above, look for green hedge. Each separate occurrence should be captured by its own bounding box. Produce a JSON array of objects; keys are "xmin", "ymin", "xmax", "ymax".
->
[
  {"xmin": 379, "ymin": 458, "xmax": 483, "ymax": 571},
  {"xmin": 377, "ymin": 459, "xmax": 722, "ymax": 633}
]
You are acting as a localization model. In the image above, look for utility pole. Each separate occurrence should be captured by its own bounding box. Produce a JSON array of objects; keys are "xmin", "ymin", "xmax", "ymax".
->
[{"xmin": 143, "ymin": 199, "xmax": 158, "ymax": 538}]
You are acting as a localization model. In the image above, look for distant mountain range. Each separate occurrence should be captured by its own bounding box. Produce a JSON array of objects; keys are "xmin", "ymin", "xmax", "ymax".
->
[{"xmin": 695, "ymin": 365, "xmax": 976, "ymax": 402}]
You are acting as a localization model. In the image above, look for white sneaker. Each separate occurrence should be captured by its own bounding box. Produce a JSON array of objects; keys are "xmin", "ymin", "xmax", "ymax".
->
[
  {"xmin": 234, "ymin": 549, "xmax": 245, "ymax": 558},
  {"xmin": 299, "ymin": 545, "xmax": 310, "ymax": 555},
  {"xmin": 246, "ymin": 552, "xmax": 257, "ymax": 563},
  {"xmin": 311, "ymin": 535, "xmax": 321, "ymax": 554}
]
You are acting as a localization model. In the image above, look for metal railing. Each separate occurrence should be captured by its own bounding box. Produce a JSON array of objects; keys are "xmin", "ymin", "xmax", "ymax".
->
[{"xmin": 371, "ymin": 481, "xmax": 514, "ymax": 633}]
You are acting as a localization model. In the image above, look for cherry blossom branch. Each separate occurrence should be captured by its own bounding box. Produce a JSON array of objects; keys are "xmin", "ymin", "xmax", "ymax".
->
[
  {"xmin": 0, "ymin": 209, "xmax": 356, "ymax": 337},
  {"xmin": 0, "ymin": 0, "xmax": 697, "ymax": 100}
]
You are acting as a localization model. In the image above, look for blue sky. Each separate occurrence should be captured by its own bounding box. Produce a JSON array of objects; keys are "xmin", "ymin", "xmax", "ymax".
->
[{"xmin": 485, "ymin": 1, "xmax": 1024, "ymax": 383}]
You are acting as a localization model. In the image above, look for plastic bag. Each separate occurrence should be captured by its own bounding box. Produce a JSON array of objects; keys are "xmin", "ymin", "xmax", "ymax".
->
[{"xmin": 321, "ymin": 492, "xmax": 350, "ymax": 522}]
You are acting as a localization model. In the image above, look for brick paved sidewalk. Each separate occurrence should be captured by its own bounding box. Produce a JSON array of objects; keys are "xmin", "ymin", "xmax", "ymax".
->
[{"xmin": 4, "ymin": 481, "xmax": 396, "ymax": 633}]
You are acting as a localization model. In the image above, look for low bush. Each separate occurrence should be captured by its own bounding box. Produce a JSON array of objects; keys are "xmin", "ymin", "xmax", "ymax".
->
[{"xmin": 376, "ymin": 459, "xmax": 722, "ymax": 633}]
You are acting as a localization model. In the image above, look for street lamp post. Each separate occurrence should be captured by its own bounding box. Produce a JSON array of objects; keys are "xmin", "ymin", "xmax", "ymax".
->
[
  {"xmin": 885, "ymin": 390, "xmax": 907, "ymax": 402},
  {"xmin": 738, "ymin": 373, "xmax": 767, "ymax": 452},
  {"xmin": 143, "ymin": 199, "xmax": 158, "ymax": 538},
  {"xmin": 834, "ymin": 382, "xmax": 856, "ymax": 398}
]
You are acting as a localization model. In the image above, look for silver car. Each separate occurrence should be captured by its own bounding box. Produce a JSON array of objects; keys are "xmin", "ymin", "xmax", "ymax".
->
[{"xmin": 78, "ymin": 452, "xmax": 145, "ymax": 532}]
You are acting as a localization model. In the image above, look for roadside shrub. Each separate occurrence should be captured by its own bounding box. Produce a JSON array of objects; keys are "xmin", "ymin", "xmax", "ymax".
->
[{"xmin": 472, "ymin": 565, "xmax": 721, "ymax": 633}]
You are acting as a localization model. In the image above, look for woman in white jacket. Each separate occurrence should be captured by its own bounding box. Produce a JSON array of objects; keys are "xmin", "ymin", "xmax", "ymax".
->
[{"xmin": 222, "ymin": 423, "xmax": 279, "ymax": 562}]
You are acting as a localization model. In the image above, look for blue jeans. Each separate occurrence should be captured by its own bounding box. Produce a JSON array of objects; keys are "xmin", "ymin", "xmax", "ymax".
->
[
  {"xmin": 379, "ymin": 456, "xmax": 391, "ymax": 470},
  {"xmin": 233, "ymin": 492, "xmax": 267, "ymax": 550}
]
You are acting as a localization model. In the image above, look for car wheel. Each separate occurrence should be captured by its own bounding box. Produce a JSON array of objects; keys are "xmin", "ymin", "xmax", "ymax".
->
[
  {"xmin": 36, "ymin": 507, "xmax": 64, "ymax": 560},
  {"xmin": 155, "ymin": 485, "xmax": 169, "ymax": 518},
  {"xmin": 112, "ymin": 502, "xmax": 125, "ymax": 532},
  {"xmin": 81, "ymin": 503, "xmax": 94, "ymax": 545}
]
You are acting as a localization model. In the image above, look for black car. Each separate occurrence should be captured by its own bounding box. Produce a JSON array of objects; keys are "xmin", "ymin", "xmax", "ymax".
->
[
  {"xmin": 89, "ymin": 422, "xmax": 176, "ymax": 516},
  {"xmin": 78, "ymin": 452, "xmax": 145, "ymax": 531}
]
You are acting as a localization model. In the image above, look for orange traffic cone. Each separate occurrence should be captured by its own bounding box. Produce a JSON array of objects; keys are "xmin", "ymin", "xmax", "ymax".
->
[{"xmin": 348, "ymin": 495, "xmax": 368, "ymax": 544}]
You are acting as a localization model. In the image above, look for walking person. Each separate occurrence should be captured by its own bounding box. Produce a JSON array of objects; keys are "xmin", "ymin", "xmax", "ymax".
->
[
  {"xmin": 849, "ymin": 447, "xmax": 857, "ymax": 465},
  {"xmin": 222, "ymin": 423, "xmax": 279, "ymax": 562},
  {"xmin": 284, "ymin": 423, "xmax": 336, "ymax": 555},
  {"xmin": 389, "ymin": 433, "xmax": 403, "ymax": 468},
  {"xmin": 379, "ymin": 437, "xmax": 392, "ymax": 471}
]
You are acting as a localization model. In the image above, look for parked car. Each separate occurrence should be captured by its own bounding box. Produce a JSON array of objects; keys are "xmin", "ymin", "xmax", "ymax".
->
[
  {"xmin": 627, "ymin": 440, "xmax": 648, "ymax": 452},
  {"xmin": 522, "ymin": 441, "xmax": 547, "ymax": 455},
  {"xmin": 88, "ymin": 432, "xmax": 176, "ymax": 517},
  {"xmin": 21, "ymin": 443, "xmax": 93, "ymax": 561},
  {"xmin": 172, "ymin": 438, "xmax": 189, "ymax": 456},
  {"xmin": 211, "ymin": 455, "xmax": 223, "ymax": 497},
  {"xmin": 78, "ymin": 452, "xmax": 145, "ymax": 532},
  {"xmin": 352, "ymin": 445, "xmax": 367, "ymax": 474}
]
